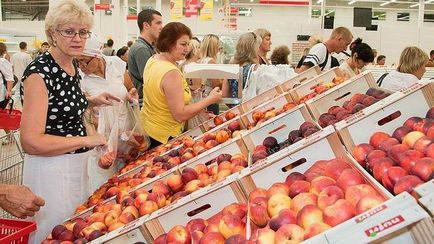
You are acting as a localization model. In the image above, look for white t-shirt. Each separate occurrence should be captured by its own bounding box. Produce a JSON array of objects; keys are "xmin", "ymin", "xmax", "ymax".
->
[
  {"xmin": 379, "ymin": 70, "xmax": 419, "ymax": 92},
  {"xmin": 0, "ymin": 57, "xmax": 14, "ymax": 101},
  {"xmin": 11, "ymin": 51, "xmax": 32, "ymax": 81},
  {"xmin": 339, "ymin": 61, "xmax": 358, "ymax": 79},
  {"xmin": 303, "ymin": 43, "xmax": 332, "ymax": 71}
]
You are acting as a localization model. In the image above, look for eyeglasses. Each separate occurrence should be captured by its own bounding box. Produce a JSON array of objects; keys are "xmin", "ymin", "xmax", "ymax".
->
[{"xmin": 56, "ymin": 29, "xmax": 91, "ymax": 39}]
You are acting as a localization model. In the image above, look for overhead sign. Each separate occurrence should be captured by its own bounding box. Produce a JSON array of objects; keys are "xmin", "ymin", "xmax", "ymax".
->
[
  {"xmin": 94, "ymin": 4, "xmax": 112, "ymax": 11},
  {"xmin": 127, "ymin": 15, "xmax": 138, "ymax": 20},
  {"xmin": 259, "ymin": 0, "xmax": 309, "ymax": 5},
  {"xmin": 170, "ymin": 0, "xmax": 183, "ymax": 20}
]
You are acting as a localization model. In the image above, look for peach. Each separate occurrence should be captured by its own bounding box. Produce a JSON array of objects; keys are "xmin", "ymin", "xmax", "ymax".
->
[
  {"xmin": 397, "ymin": 150, "xmax": 424, "ymax": 172},
  {"xmin": 403, "ymin": 131, "xmax": 425, "ymax": 149},
  {"xmin": 231, "ymin": 154, "xmax": 248, "ymax": 167},
  {"xmin": 134, "ymin": 193, "xmax": 148, "ymax": 209},
  {"xmin": 403, "ymin": 117, "xmax": 423, "ymax": 130},
  {"xmin": 146, "ymin": 192, "xmax": 166, "ymax": 208},
  {"xmin": 369, "ymin": 132, "xmax": 391, "ymax": 149},
  {"xmin": 427, "ymin": 143, "xmax": 434, "ymax": 158},
  {"xmin": 86, "ymin": 212, "xmax": 105, "ymax": 225},
  {"xmin": 379, "ymin": 138, "xmax": 400, "ymax": 153},
  {"xmin": 181, "ymin": 151, "xmax": 195, "ymax": 163},
  {"xmin": 323, "ymin": 199, "xmax": 355, "ymax": 227},
  {"xmin": 252, "ymin": 110, "xmax": 265, "ymax": 123},
  {"xmin": 394, "ymin": 175, "xmax": 424, "ymax": 195},
  {"xmin": 388, "ymin": 144, "xmax": 410, "ymax": 163},
  {"xmin": 248, "ymin": 187, "xmax": 267, "ymax": 202},
  {"xmin": 225, "ymin": 111, "xmax": 236, "ymax": 120},
  {"xmin": 216, "ymin": 130, "xmax": 230, "ymax": 144},
  {"xmin": 252, "ymin": 150, "xmax": 268, "ymax": 163},
  {"xmin": 291, "ymin": 192, "xmax": 318, "ymax": 213},
  {"xmin": 166, "ymin": 174, "xmax": 184, "ymax": 193},
  {"xmin": 87, "ymin": 230, "xmax": 103, "ymax": 241},
  {"xmin": 413, "ymin": 136, "xmax": 433, "ymax": 154},
  {"xmin": 228, "ymin": 121, "xmax": 241, "ymax": 132},
  {"xmin": 249, "ymin": 197, "xmax": 270, "ymax": 228},
  {"xmin": 202, "ymin": 132, "xmax": 216, "ymax": 143},
  {"xmin": 426, "ymin": 107, "xmax": 434, "ymax": 119},
  {"xmin": 181, "ymin": 167, "xmax": 199, "ymax": 184},
  {"xmin": 184, "ymin": 179, "xmax": 203, "ymax": 193},
  {"xmin": 122, "ymin": 205, "xmax": 139, "ymax": 219},
  {"xmin": 199, "ymin": 231, "xmax": 225, "ymax": 244},
  {"xmin": 263, "ymin": 136, "xmax": 278, "ymax": 149},
  {"xmin": 269, "ymin": 209, "xmax": 297, "ymax": 232},
  {"xmin": 218, "ymin": 215, "xmax": 246, "ymax": 239},
  {"xmin": 205, "ymin": 140, "xmax": 218, "ymax": 150},
  {"xmin": 324, "ymin": 158, "xmax": 351, "ymax": 180},
  {"xmin": 392, "ymin": 126, "xmax": 412, "ymax": 142},
  {"xmin": 381, "ymin": 166, "xmax": 408, "ymax": 192},
  {"xmin": 317, "ymin": 185, "xmax": 344, "ymax": 210},
  {"xmin": 366, "ymin": 150, "xmax": 387, "ymax": 170},
  {"xmin": 51, "ymin": 225, "xmax": 67, "ymax": 240},
  {"xmin": 284, "ymin": 172, "xmax": 307, "ymax": 186},
  {"xmin": 297, "ymin": 205, "xmax": 323, "ymax": 229},
  {"xmin": 310, "ymin": 176, "xmax": 336, "ymax": 195},
  {"xmin": 216, "ymin": 169, "xmax": 231, "ymax": 180},
  {"xmin": 410, "ymin": 157, "xmax": 434, "ymax": 181},
  {"xmin": 266, "ymin": 183, "xmax": 290, "ymax": 199},
  {"xmin": 304, "ymin": 160, "xmax": 328, "ymax": 182},
  {"xmin": 167, "ymin": 225, "xmax": 191, "ymax": 244},
  {"xmin": 372, "ymin": 158, "xmax": 395, "ymax": 181},
  {"xmin": 274, "ymin": 224, "xmax": 305, "ymax": 243},
  {"xmin": 288, "ymin": 180, "xmax": 311, "ymax": 198},
  {"xmin": 336, "ymin": 169, "xmax": 366, "ymax": 191},
  {"xmin": 355, "ymin": 194, "xmax": 385, "ymax": 215},
  {"xmin": 303, "ymin": 222, "xmax": 331, "ymax": 240},
  {"xmin": 256, "ymin": 228, "xmax": 276, "ymax": 244},
  {"xmin": 186, "ymin": 218, "xmax": 208, "ymax": 233},
  {"xmin": 267, "ymin": 194, "xmax": 292, "ymax": 218},
  {"xmin": 214, "ymin": 115, "xmax": 224, "ymax": 126},
  {"xmin": 138, "ymin": 200, "xmax": 158, "ymax": 216},
  {"xmin": 222, "ymin": 203, "xmax": 247, "ymax": 219}
]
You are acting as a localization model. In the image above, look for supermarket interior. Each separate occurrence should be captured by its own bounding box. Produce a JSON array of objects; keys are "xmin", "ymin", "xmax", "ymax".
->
[{"xmin": 0, "ymin": 0, "xmax": 434, "ymax": 243}]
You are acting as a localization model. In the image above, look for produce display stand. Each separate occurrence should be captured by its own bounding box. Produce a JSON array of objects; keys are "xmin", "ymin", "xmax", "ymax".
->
[
  {"xmin": 365, "ymin": 66, "xmax": 434, "ymax": 81},
  {"xmin": 279, "ymin": 65, "xmax": 320, "ymax": 92}
]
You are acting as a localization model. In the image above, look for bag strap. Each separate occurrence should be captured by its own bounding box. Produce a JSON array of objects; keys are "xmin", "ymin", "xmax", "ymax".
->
[
  {"xmin": 319, "ymin": 50, "xmax": 329, "ymax": 71},
  {"xmin": 377, "ymin": 72, "xmax": 389, "ymax": 87},
  {"xmin": 0, "ymin": 70, "xmax": 6, "ymax": 86}
]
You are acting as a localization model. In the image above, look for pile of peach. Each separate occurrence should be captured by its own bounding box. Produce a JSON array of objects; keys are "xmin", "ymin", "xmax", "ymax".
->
[
  {"xmin": 156, "ymin": 157, "xmax": 385, "ymax": 243},
  {"xmin": 318, "ymin": 88, "xmax": 391, "ymax": 127},
  {"xmin": 247, "ymin": 102, "xmax": 296, "ymax": 129},
  {"xmin": 44, "ymin": 153, "xmax": 248, "ymax": 243},
  {"xmin": 352, "ymin": 107, "xmax": 434, "ymax": 196},
  {"xmin": 212, "ymin": 111, "xmax": 238, "ymax": 127},
  {"xmin": 298, "ymin": 76, "xmax": 347, "ymax": 103},
  {"xmin": 252, "ymin": 122, "xmax": 320, "ymax": 163}
]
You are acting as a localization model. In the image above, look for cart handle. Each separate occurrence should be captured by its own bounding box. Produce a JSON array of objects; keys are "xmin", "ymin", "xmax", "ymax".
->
[{"xmin": 8, "ymin": 98, "xmax": 14, "ymax": 114}]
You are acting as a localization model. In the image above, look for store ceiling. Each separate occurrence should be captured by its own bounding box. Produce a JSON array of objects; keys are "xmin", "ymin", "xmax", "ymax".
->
[{"xmin": 0, "ymin": 0, "xmax": 432, "ymax": 20}]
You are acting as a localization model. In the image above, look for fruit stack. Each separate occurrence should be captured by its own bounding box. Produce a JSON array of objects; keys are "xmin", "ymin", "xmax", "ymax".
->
[
  {"xmin": 252, "ymin": 122, "xmax": 320, "ymax": 163},
  {"xmin": 297, "ymin": 76, "xmax": 347, "ymax": 103},
  {"xmin": 208, "ymin": 110, "xmax": 238, "ymax": 129},
  {"xmin": 318, "ymin": 88, "xmax": 391, "ymax": 128},
  {"xmin": 156, "ymin": 157, "xmax": 386, "ymax": 243},
  {"xmin": 352, "ymin": 107, "xmax": 433, "ymax": 196},
  {"xmin": 245, "ymin": 102, "xmax": 296, "ymax": 129}
]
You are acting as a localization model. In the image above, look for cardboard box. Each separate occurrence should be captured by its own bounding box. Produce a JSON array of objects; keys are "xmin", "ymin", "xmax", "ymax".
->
[
  {"xmin": 144, "ymin": 174, "xmax": 246, "ymax": 240},
  {"xmin": 90, "ymin": 216, "xmax": 149, "ymax": 244},
  {"xmin": 288, "ymin": 67, "xmax": 342, "ymax": 103},
  {"xmin": 279, "ymin": 65, "xmax": 320, "ymax": 92},
  {"xmin": 241, "ymin": 86, "xmax": 284, "ymax": 112},
  {"xmin": 335, "ymin": 81, "xmax": 434, "ymax": 152},
  {"xmin": 304, "ymin": 71, "xmax": 391, "ymax": 127}
]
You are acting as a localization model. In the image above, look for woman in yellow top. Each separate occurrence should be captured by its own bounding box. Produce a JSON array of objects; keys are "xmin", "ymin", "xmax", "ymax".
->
[{"xmin": 140, "ymin": 22, "xmax": 222, "ymax": 148}]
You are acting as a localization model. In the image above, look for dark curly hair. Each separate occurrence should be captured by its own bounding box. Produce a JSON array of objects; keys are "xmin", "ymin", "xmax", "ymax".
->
[
  {"xmin": 350, "ymin": 38, "xmax": 374, "ymax": 63},
  {"xmin": 270, "ymin": 45, "xmax": 290, "ymax": 65}
]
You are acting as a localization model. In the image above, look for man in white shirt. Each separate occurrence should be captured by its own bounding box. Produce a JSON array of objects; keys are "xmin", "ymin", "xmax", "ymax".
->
[
  {"xmin": 11, "ymin": 42, "xmax": 32, "ymax": 105},
  {"xmin": 298, "ymin": 27, "xmax": 353, "ymax": 73}
]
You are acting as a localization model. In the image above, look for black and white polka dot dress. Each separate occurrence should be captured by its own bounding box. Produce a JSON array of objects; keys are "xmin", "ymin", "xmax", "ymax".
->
[{"xmin": 22, "ymin": 52, "xmax": 89, "ymax": 153}]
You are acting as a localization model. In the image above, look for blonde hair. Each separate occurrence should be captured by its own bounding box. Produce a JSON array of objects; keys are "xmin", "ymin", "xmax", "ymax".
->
[
  {"xmin": 45, "ymin": 0, "xmax": 93, "ymax": 46},
  {"xmin": 232, "ymin": 32, "xmax": 262, "ymax": 65},
  {"xmin": 200, "ymin": 34, "xmax": 219, "ymax": 61},
  {"xmin": 185, "ymin": 38, "xmax": 200, "ymax": 61},
  {"xmin": 397, "ymin": 46, "xmax": 429, "ymax": 74},
  {"xmin": 254, "ymin": 28, "xmax": 271, "ymax": 39},
  {"xmin": 330, "ymin": 27, "xmax": 352, "ymax": 41},
  {"xmin": 308, "ymin": 34, "xmax": 323, "ymax": 48}
]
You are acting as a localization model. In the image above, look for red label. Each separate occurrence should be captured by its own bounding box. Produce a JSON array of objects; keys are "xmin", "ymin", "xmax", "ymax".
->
[
  {"xmin": 127, "ymin": 15, "xmax": 138, "ymax": 20},
  {"xmin": 259, "ymin": 0, "xmax": 309, "ymax": 5},
  {"xmin": 95, "ymin": 3, "xmax": 111, "ymax": 11},
  {"xmin": 355, "ymin": 204, "xmax": 387, "ymax": 223},
  {"xmin": 185, "ymin": 0, "xmax": 198, "ymax": 17},
  {"xmin": 364, "ymin": 215, "xmax": 405, "ymax": 237}
]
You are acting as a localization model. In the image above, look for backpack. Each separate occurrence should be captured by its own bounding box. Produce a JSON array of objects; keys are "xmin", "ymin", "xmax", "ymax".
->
[
  {"xmin": 377, "ymin": 73, "xmax": 389, "ymax": 87},
  {"xmin": 319, "ymin": 49, "xmax": 329, "ymax": 71}
]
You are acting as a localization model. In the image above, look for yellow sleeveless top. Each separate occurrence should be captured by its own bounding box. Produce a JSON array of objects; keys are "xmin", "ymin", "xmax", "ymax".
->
[{"xmin": 140, "ymin": 57, "xmax": 192, "ymax": 143}]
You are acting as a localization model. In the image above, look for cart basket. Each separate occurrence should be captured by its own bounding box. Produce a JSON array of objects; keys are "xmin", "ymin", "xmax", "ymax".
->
[
  {"xmin": 0, "ymin": 99, "xmax": 21, "ymax": 130},
  {"xmin": 0, "ymin": 218, "xmax": 36, "ymax": 244}
]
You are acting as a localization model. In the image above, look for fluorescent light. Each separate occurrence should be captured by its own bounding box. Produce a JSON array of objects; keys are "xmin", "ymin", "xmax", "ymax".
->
[
  {"xmin": 380, "ymin": 1, "xmax": 390, "ymax": 6},
  {"xmin": 317, "ymin": 0, "xmax": 323, "ymax": 3},
  {"xmin": 410, "ymin": 3, "xmax": 420, "ymax": 7},
  {"xmin": 348, "ymin": 0, "xmax": 356, "ymax": 5},
  {"xmin": 425, "ymin": 0, "xmax": 434, "ymax": 3},
  {"xmin": 390, "ymin": 0, "xmax": 396, "ymax": 2}
]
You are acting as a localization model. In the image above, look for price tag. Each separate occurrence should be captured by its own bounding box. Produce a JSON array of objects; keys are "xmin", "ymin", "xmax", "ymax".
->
[{"xmin": 400, "ymin": 83, "xmax": 422, "ymax": 94}]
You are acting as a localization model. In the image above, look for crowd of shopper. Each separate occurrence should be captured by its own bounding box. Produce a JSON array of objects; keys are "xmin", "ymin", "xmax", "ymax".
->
[{"xmin": 0, "ymin": 0, "xmax": 433, "ymax": 243}]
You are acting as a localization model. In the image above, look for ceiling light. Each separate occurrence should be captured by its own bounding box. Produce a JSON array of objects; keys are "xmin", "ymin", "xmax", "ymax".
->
[
  {"xmin": 425, "ymin": 0, "xmax": 434, "ymax": 3},
  {"xmin": 317, "ymin": 0, "xmax": 323, "ymax": 3},
  {"xmin": 410, "ymin": 3, "xmax": 420, "ymax": 7},
  {"xmin": 380, "ymin": 1, "xmax": 390, "ymax": 6},
  {"xmin": 348, "ymin": 0, "xmax": 356, "ymax": 4},
  {"xmin": 390, "ymin": 0, "xmax": 396, "ymax": 2},
  {"xmin": 250, "ymin": 0, "xmax": 254, "ymax": 2}
]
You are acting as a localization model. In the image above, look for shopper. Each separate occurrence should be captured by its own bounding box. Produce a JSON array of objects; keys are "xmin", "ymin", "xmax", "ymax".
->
[
  {"xmin": 0, "ymin": 184, "xmax": 45, "ymax": 219},
  {"xmin": 226, "ymin": 32, "xmax": 262, "ymax": 98},
  {"xmin": 296, "ymin": 34, "xmax": 323, "ymax": 72},
  {"xmin": 102, "ymin": 38, "xmax": 115, "ymax": 56},
  {"xmin": 180, "ymin": 37, "xmax": 201, "ymax": 92},
  {"xmin": 254, "ymin": 28, "xmax": 272, "ymax": 65},
  {"xmin": 426, "ymin": 50, "xmax": 434, "ymax": 67},
  {"xmin": 127, "ymin": 40, "xmax": 133, "ymax": 48},
  {"xmin": 339, "ymin": 38, "xmax": 374, "ymax": 79},
  {"xmin": 270, "ymin": 45, "xmax": 290, "ymax": 65},
  {"xmin": 11, "ymin": 41, "xmax": 32, "ymax": 106},
  {"xmin": 38, "ymin": 42, "xmax": 50, "ymax": 56},
  {"xmin": 128, "ymin": 9, "xmax": 163, "ymax": 105},
  {"xmin": 377, "ymin": 55, "xmax": 386, "ymax": 66},
  {"xmin": 298, "ymin": 27, "xmax": 353, "ymax": 73},
  {"xmin": 78, "ymin": 33, "xmax": 138, "ymax": 192},
  {"xmin": 378, "ymin": 46, "xmax": 429, "ymax": 92},
  {"xmin": 0, "ymin": 42, "xmax": 14, "ymax": 144},
  {"xmin": 372, "ymin": 48, "xmax": 378, "ymax": 65},
  {"xmin": 116, "ymin": 46, "xmax": 129, "ymax": 63},
  {"xmin": 140, "ymin": 22, "xmax": 222, "ymax": 148},
  {"xmin": 19, "ymin": 1, "xmax": 120, "ymax": 242},
  {"xmin": 198, "ymin": 34, "xmax": 222, "ymax": 115}
]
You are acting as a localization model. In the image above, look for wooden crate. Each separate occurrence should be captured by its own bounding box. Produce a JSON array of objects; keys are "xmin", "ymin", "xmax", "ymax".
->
[
  {"xmin": 279, "ymin": 65, "xmax": 320, "ymax": 92},
  {"xmin": 201, "ymin": 105, "xmax": 244, "ymax": 131},
  {"xmin": 335, "ymin": 81, "xmax": 434, "ymax": 151},
  {"xmin": 144, "ymin": 174, "xmax": 246, "ymax": 240},
  {"xmin": 168, "ymin": 125, "xmax": 205, "ymax": 143},
  {"xmin": 241, "ymin": 86, "xmax": 284, "ymax": 112}
]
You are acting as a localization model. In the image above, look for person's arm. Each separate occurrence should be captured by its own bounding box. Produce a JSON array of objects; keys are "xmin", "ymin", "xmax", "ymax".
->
[
  {"xmin": 162, "ymin": 70, "xmax": 222, "ymax": 122},
  {"xmin": 21, "ymin": 74, "xmax": 107, "ymax": 156},
  {"xmin": 297, "ymin": 44, "xmax": 324, "ymax": 74},
  {"xmin": 123, "ymin": 71, "xmax": 135, "ymax": 91},
  {"xmin": 1, "ymin": 60, "xmax": 14, "ymax": 99},
  {"xmin": 0, "ymin": 184, "xmax": 45, "ymax": 219},
  {"xmin": 207, "ymin": 58, "xmax": 223, "ymax": 88}
]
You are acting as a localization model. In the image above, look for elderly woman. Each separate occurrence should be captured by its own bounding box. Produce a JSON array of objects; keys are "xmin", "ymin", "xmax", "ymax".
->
[
  {"xmin": 20, "ymin": 1, "xmax": 119, "ymax": 242},
  {"xmin": 379, "ymin": 46, "xmax": 429, "ymax": 91},
  {"xmin": 225, "ymin": 32, "xmax": 262, "ymax": 98},
  {"xmin": 140, "ymin": 22, "xmax": 222, "ymax": 148},
  {"xmin": 270, "ymin": 45, "xmax": 290, "ymax": 65},
  {"xmin": 77, "ymin": 33, "xmax": 138, "ymax": 192}
]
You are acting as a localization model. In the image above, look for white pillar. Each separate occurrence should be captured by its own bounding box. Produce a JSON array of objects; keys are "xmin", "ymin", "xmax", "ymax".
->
[
  {"xmin": 112, "ymin": 0, "xmax": 121, "ymax": 48},
  {"xmin": 93, "ymin": 0, "xmax": 101, "ymax": 36},
  {"xmin": 320, "ymin": 0, "xmax": 326, "ymax": 29},
  {"xmin": 0, "ymin": 0, "xmax": 3, "ymax": 27},
  {"xmin": 121, "ymin": 0, "xmax": 129, "ymax": 45},
  {"xmin": 137, "ymin": 0, "xmax": 140, "ymax": 37},
  {"xmin": 156, "ymin": 0, "xmax": 162, "ymax": 12},
  {"xmin": 418, "ymin": 0, "xmax": 425, "ymax": 28}
]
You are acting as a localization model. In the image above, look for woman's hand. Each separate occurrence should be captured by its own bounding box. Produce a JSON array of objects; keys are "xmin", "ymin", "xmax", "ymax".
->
[
  {"xmin": 85, "ymin": 133, "xmax": 107, "ymax": 148},
  {"xmin": 127, "ymin": 88, "xmax": 139, "ymax": 104},
  {"xmin": 88, "ymin": 92, "xmax": 121, "ymax": 107},
  {"xmin": 208, "ymin": 87, "xmax": 223, "ymax": 104}
]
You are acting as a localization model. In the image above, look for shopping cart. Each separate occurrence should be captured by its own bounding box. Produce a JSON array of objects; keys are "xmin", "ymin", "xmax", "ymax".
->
[
  {"xmin": 0, "ymin": 131, "xmax": 24, "ymax": 219},
  {"xmin": 0, "ymin": 218, "xmax": 36, "ymax": 244},
  {"xmin": 0, "ymin": 99, "xmax": 22, "ymax": 131}
]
